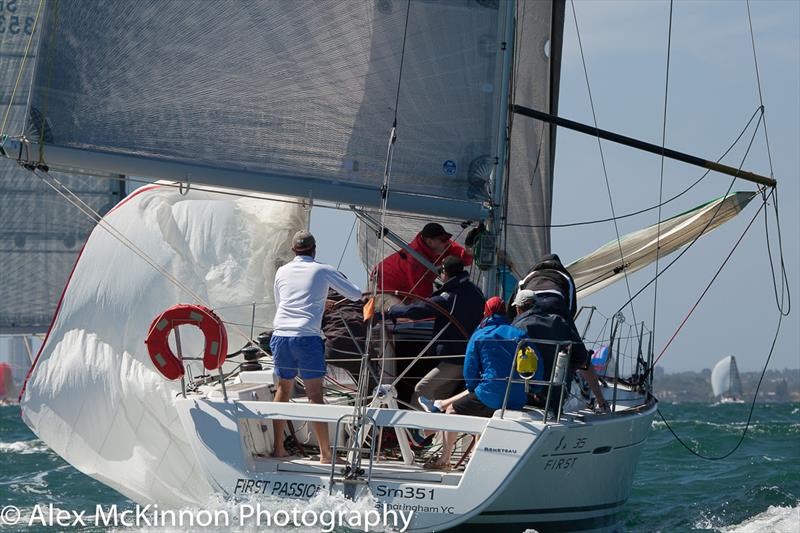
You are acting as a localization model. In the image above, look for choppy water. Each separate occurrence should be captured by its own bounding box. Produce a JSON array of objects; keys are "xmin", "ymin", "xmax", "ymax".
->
[{"xmin": 1, "ymin": 403, "xmax": 798, "ymax": 532}]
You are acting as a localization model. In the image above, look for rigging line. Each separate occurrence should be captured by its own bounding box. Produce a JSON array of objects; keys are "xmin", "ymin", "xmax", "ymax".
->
[
  {"xmin": 746, "ymin": 0, "xmax": 788, "ymax": 317},
  {"xmin": 337, "ymin": 217, "xmax": 357, "ymax": 270},
  {"xmin": 363, "ymin": 0, "xmax": 413, "ymax": 414},
  {"xmin": 745, "ymin": 0, "xmax": 774, "ymax": 177},
  {"xmin": 0, "ymin": 0, "xmax": 45, "ymax": 140},
  {"xmin": 654, "ymin": 190, "xmax": 769, "ymax": 365},
  {"xmin": 32, "ymin": 170, "xmax": 262, "ymax": 348},
  {"xmin": 613, "ymin": 111, "xmax": 764, "ymax": 317},
  {"xmin": 762, "ymin": 187, "xmax": 791, "ymax": 316},
  {"xmin": 657, "ymin": 308, "xmax": 784, "ymax": 461},
  {"xmin": 570, "ymin": 0, "xmax": 640, "ymax": 334},
  {"xmin": 391, "ymin": 0, "xmax": 412, "ymax": 126},
  {"xmin": 746, "ymin": 0, "xmax": 789, "ymax": 317},
  {"xmin": 506, "ymin": 106, "xmax": 763, "ymax": 228},
  {"xmin": 652, "ymin": 0, "xmax": 674, "ymax": 364}
]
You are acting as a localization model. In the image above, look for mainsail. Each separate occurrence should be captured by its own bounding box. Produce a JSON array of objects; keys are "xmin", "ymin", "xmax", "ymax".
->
[
  {"xmin": 357, "ymin": 1, "xmax": 565, "ymax": 282},
  {"xmin": 503, "ymin": 0, "xmax": 564, "ymax": 277},
  {"xmin": 8, "ymin": 0, "xmax": 514, "ymax": 219},
  {"xmin": 567, "ymin": 192, "xmax": 756, "ymax": 299},
  {"xmin": 0, "ymin": 0, "xmax": 124, "ymax": 333},
  {"xmin": 711, "ymin": 355, "xmax": 743, "ymax": 399},
  {"xmin": 20, "ymin": 184, "xmax": 305, "ymax": 506}
]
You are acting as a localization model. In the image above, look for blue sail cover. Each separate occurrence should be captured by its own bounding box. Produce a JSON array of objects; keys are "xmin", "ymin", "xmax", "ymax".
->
[
  {"xmin": 18, "ymin": 0, "xmax": 511, "ymax": 218},
  {"xmin": 0, "ymin": 0, "xmax": 124, "ymax": 333}
]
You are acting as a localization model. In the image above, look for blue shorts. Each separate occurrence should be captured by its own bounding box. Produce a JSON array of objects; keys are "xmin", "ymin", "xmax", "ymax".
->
[{"xmin": 270, "ymin": 335, "xmax": 326, "ymax": 380}]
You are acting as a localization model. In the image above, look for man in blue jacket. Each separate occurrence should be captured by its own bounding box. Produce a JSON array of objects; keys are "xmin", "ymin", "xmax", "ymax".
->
[
  {"xmin": 423, "ymin": 297, "xmax": 543, "ymax": 470},
  {"xmin": 386, "ymin": 256, "xmax": 485, "ymax": 404}
]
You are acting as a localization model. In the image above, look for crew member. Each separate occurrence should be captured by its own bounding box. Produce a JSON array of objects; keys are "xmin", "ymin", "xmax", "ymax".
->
[
  {"xmin": 422, "ymin": 297, "xmax": 542, "ymax": 471},
  {"xmin": 517, "ymin": 253, "xmax": 577, "ymax": 318},
  {"xmin": 511, "ymin": 290, "xmax": 608, "ymax": 411},
  {"xmin": 373, "ymin": 223, "xmax": 474, "ymax": 302},
  {"xmin": 385, "ymin": 256, "xmax": 485, "ymax": 406},
  {"xmin": 270, "ymin": 230, "xmax": 363, "ymax": 463}
]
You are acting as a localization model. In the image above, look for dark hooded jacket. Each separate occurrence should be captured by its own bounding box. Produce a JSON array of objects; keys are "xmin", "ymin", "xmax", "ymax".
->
[
  {"xmin": 511, "ymin": 293, "xmax": 588, "ymax": 380},
  {"xmin": 518, "ymin": 253, "xmax": 577, "ymax": 318},
  {"xmin": 386, "ymin": 271, "xmax": 485, "ymax": 357}
]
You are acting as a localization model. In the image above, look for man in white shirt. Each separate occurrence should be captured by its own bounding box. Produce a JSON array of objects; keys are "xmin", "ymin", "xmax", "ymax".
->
[{"xmin": 270, "ymin": 230, "xmax": 362, "ymax": 463}]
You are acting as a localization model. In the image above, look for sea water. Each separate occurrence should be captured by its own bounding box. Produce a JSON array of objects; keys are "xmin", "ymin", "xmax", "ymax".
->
[{"xmin": 1, "ymin": 403, "xmax": 798, "ymax": 532}]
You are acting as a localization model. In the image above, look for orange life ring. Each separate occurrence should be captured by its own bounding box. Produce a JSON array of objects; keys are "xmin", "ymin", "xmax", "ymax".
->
[{"xmin": 145, "ymin": 304, "xmax": 228, "ymax": 380}]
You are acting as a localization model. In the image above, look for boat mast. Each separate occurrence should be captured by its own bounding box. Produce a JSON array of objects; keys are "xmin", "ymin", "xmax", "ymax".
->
[{"xmin": 485, "ymin": 0, "xmax": 516, "ymax": 297}]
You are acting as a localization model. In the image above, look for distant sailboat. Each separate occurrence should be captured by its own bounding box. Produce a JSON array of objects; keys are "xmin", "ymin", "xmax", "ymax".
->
[{"xmin": 711, "ymin": 355, "xmax": 745, "ymax": 404}]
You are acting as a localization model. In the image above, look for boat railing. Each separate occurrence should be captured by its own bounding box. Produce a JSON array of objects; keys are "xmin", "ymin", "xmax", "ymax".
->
[{"xmin": 499, "ymin": 338, "xmax": 581, "ymax": 423}]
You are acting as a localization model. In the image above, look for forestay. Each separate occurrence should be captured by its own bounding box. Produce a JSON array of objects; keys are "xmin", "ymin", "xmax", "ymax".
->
[
  {"xmin": 567, "ymin": 192, "xmax": 755, "ymax": 299},
  {"xmin": 0, "ymin": 0, "xmax": 123, "ymax": 333},
  {"xmin": 19, "ymin": 184, "xmax": 305, "ymax": 506},
  {"xmin": 14, "ymin": 0, "xmax": 512, "ymax": 219}
]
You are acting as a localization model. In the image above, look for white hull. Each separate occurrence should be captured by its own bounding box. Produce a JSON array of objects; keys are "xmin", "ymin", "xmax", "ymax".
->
[{"xmin": 174, "ymin": 376, "xmax": 656, "ymax": 532}]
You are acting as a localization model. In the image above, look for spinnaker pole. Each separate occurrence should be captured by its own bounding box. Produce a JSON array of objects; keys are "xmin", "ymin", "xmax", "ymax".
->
[{"xmin": 512, "ymin": 105, "xmax": 777, "ymax": 188}]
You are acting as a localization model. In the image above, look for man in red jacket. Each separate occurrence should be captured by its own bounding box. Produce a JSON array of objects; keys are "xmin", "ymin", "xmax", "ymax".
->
[{"xmin": 373, "ymin": 223, "xmax": 473, "ymax": 300}]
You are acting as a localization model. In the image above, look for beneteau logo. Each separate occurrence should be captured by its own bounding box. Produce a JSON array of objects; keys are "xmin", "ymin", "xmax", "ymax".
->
[{"xmin": 482, "ymin": 446, "xmax": 518, "ymax": 454}]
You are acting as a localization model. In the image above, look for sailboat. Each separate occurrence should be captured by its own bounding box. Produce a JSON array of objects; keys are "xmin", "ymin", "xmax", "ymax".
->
[
  {"xmin": 1, "ymin": 1, "xmax": 778, "ymax": 531},
  {"xmin": 711, "ymin": 355, "xmax": 745, "ymax": 404}
]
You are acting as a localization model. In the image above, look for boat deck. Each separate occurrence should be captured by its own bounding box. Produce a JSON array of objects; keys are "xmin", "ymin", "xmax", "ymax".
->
[{"xmin": 274, "ymin": 457, "xmax": 463, "ymax": 484}]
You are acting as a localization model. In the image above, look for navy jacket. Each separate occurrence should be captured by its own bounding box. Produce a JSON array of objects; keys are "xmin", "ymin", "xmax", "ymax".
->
[
  {"xmin": 511, "ymin": 293, "xmax": 589, "ymax": 380},
  {"xmin": 464, "ymin": 315, "xmax": 542, "ymax": 410},
  {"xmin": 387, "ymin": 271, "xmax": 485, "ymax": 357}
]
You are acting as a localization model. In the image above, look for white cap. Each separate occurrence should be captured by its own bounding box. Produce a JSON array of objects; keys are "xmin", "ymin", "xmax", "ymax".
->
[{"xmin": 512, "ymin": 289, "xmax": 536, "ymax": 308}]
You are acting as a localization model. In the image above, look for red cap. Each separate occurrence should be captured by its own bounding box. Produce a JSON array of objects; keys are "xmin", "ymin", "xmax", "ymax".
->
[{"xmin": 483, "ymin": 296, "xmax": 506, "ymax": 318}]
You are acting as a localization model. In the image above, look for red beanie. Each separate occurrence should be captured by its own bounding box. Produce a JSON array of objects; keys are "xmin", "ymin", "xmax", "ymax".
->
[{"xmin": 483, "ymin": 296, "xmax": 506, "ymax": 318}]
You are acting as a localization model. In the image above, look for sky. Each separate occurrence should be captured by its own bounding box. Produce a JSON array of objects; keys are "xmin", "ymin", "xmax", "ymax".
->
[{"xmin": 311, "ymin": 0, "xmax": 799, "ymax": 373}]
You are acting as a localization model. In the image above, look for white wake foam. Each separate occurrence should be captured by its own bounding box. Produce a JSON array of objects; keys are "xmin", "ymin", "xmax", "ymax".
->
[
  {"xmin": 0, "ymin": 439, "xmax": 51, "ymax": 454},
  {"xmin": 721, "ymin": 504, "xmax": 800, "ymax": 533}
]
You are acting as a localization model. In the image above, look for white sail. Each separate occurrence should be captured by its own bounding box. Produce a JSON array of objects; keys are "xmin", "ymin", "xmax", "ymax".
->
[
  {"xmin": 19, "ymin": 184, "xmax": 305, "ymax": 506},
  {"xmin": 0, "ymin": 0, "xmax": 124, "ymax": 333},
  {"xmin": 567, "ymin": 191, "xmax": 755, "ymax": 299},
  {"xmin": 711, "ymin": 355, "xmax": 743, "ymax": 399}
]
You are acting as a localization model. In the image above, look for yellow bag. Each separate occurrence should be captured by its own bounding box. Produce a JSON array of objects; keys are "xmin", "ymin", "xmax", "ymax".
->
[{"xmin": 516, "ymin": 345, "xmax": 539, "ymax": 378}]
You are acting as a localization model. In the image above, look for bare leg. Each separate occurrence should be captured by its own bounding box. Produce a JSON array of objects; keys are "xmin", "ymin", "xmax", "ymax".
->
[
  {"xmin": 436, "ymin": 390, "xmax": 469, "ymax": 411},
  {"xmin": 435, "ymin": 405, "xmax": 460, "ymax": 467},
  {"xmin": 578, "ymin": 367, "xmax": 609, "ymax": 411},
  {"xmin": 304, "ymin": 377, "xmax": 335, "ymax": 464},
  {"xmin": 271, "ymin": 379, "xmax": 295, "ymax": 458},
  {"xmin": 417, "ymin": 390, "xmax": 470, "ymax": 439}
]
